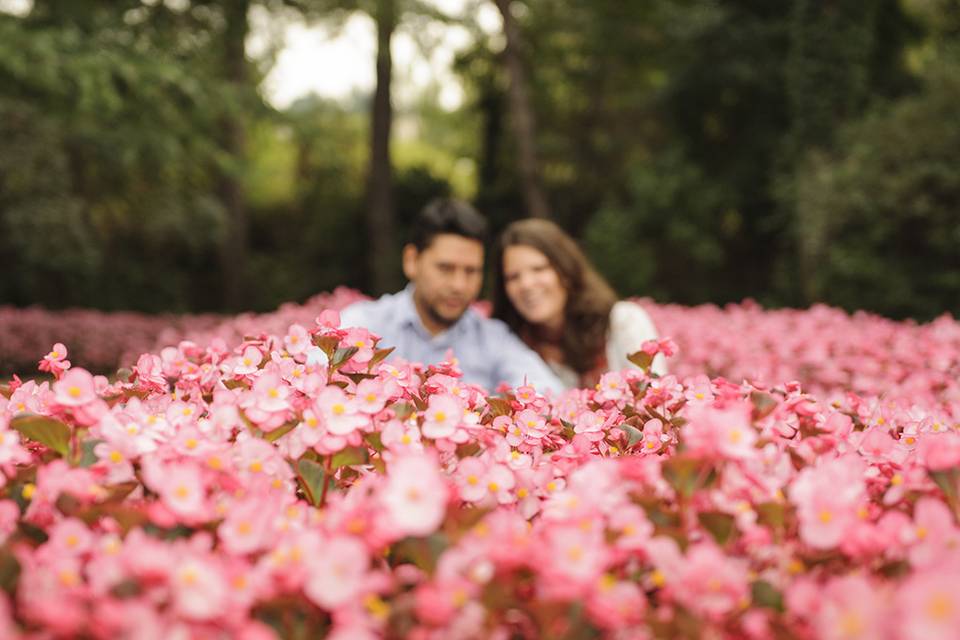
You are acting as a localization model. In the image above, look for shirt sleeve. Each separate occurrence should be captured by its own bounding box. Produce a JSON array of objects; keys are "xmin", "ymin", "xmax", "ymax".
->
[
  {"xmin": 491, "ymin": 325, "xmax": 567, "ymax": 395},
  {"xmin": 339, "ymin": 301, "xmax": 373, "ymax": 330},
  {"xmin": 606, "ymin": 301, "xmax": 668, "ymax": 375}
]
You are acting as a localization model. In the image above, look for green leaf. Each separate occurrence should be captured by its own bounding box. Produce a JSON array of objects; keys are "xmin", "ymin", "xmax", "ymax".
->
[
  {"xmin": 55, "ymin": 492, "xmax": 83, "ymax": 517},
  {"xmin": 343, "ymin": 372, "xmax": 377, "ymax": 385},
  {"xmin": 619, "ymin": 422, "xmax": 644, "ymax": 448},
  {"xmin": 313, "ymin": 335, "xmax": 340, "ymax": 358},
  {"xmin": 0, "ymin": 551, "xmax": 20, "ymax": 592},
  {"xmin": 330, "ymin": 347, "xmax": 359, "ymax": 370},
  {"xmin": 751, "ymin": 580, "xmax": 784, "ymax": 612},
  {"xmin": 296, "ymin": 457, "xmax": 328, "ymax": 507},
  {"xmin": 698, "ymin": 511, "xmax": 736, "ymax": 545},
  {"xmin": 456, "ymin": 442, "xmax": 482, "ymax": 458},
  {"xmin": 756, "ymin": 502, "xmax": 787, "ymax": 530},
  {"xmin": 368, "ymin": 347, "xmax": 395, "ymax": 369},
  {"xmin": 750, "ymin": 391, "xmax": 778, "ymax": 420},
  {"xmin": 263, "ymin": 420, "xmax": 299, "ymax": 443},
  {"xmin": 391, "ymin": 402, "xmax": 417, "ymax": 421},
  {"xmin": 364, "ymin": 432, "xmax": 384, "ymax": 453},
  {"xmin": 627, "ymin": 350, "xmax": 653, "ymax": 371},
  {"xmin": 485, "ymin": 397, "xmax": 514, "ymax": 418},
  {"xmin": 79, "ymin": 438, "xmax": 104, "ymax": 467},
  {"xmin": 330, "ymin": 446, "xmax": 369, "ymax": 469},
  {"xmin": 389, "ymin": 534, "xmax": 448, "ymax": 574},
  {"xmin": 662, "ymin": 456, "xmax": 707, "ymax": 498},
  {"xmin": 11, "ymin": 415, "xmax": 71, "ymax": 457},
  {"xmin": 929, "ymin": 469, "xmax": 959, "ymax": 503}
]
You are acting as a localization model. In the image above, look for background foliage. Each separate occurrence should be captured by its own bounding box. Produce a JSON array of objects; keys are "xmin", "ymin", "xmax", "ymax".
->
[{"xmin": 0, "ymin": 0, "xmax": 958, "ymax": 320}]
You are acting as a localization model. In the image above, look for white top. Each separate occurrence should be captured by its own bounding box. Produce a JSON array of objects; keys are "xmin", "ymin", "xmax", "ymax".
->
[{"xmin": 548, "ymin": 301, "xmax": 667, "ymax": 389}]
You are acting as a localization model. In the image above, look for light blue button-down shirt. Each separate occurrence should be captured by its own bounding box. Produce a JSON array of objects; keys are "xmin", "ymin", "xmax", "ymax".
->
[{"xmin": 339, "ymin": 286, "xmax": 564, "ymax": 394}]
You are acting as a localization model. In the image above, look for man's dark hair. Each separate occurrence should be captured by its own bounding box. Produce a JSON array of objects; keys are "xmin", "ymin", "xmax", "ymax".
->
[{"xmin": 409, "ymin": 198, "xmax": 488, "ymax": 251}]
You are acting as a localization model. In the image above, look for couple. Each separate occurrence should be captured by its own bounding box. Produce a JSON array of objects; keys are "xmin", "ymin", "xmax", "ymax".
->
[{"xmin": 340, "ymin": 199, "xmax": 665, "ymax": 394}]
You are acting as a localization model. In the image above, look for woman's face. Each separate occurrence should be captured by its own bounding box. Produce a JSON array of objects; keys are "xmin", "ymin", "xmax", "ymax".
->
[{"xmin": 502, "ymin": 244, "xmax": 568, "ymax": 331}]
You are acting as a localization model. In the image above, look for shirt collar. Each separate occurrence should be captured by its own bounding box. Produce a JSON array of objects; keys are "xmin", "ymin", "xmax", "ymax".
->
[{"xmin": 398, "ymin": 283, "xmax": 476, "ymax": 340}]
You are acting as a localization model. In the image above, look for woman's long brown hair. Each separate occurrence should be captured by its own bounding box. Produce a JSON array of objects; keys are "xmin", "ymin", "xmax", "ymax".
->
[{"xmin": 492, "ymin": 218, "xmax": 618, "ymax": 374}]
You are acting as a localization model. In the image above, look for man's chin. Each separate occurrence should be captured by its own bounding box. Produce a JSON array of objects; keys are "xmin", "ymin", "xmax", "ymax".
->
[{"xmin": 431, "ymin": 306, "xmax": 468, "ymax": 327}]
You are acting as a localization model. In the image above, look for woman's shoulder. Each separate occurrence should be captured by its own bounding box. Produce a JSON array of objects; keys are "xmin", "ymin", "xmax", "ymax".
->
[{"xmin": 608, "ymin": 300, "xmax": 654, "ymax": 327}]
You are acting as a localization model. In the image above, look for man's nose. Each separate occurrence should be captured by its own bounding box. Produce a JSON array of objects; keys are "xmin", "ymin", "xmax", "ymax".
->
[{"xmin": 450, "ymin": 270, "xmax": 475, "ymax": 292}]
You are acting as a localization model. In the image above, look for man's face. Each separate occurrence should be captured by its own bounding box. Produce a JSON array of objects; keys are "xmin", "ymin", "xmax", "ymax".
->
[{"xmin": 403, "ymin": 233, "xmax": 484, "ymax": 333}]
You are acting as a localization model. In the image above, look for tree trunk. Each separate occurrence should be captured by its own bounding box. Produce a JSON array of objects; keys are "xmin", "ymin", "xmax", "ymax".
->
[
  {"xmin": 494, "ymin": 0, "xmax": 550, "ymax": 219},
  {"xmin": 219, "ymin": 0, "xmax": 250, "ymax": 311},
  {"xmin": 366, "ymin": 0, "xmax": 398, "ymax": 295}
]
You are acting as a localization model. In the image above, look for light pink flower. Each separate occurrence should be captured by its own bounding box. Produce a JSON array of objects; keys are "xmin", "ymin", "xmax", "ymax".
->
[
  {"xmin": 52, "ymin": 368, "xmax": 98, "ymax": 407},
  {"xmin": 421, "ymin": 393, "xmax": 463, "ymax": 439},
  {"xmin": 171, "ymin": 555, "xmax": 229, "ymax": 621},
  {"xmin": 896, "ymin": 568, "xmax": 960, "ymax": 640},
  {"xmin": 304, "ymin": 535, "xmax": 370, "ymax": 610},
  {"xmin": 284, "ymin": 323, "xmax": 310, "ymax": 356},
  {"xmin": 381, "ymin": 454, "xmax": 449, "ymax": 537},
  {"xmin": 315, "ymin": 386, "xmax": 366, "ymax": 436},
  {"xmin": 814, "ymin": 574, "xmax": 888, "ymax": 640}
]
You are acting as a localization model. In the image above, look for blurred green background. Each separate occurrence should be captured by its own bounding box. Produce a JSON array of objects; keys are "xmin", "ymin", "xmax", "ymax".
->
[{"xmin": 1, "ymin": 0, "xmax": 958, "ymax": 320}]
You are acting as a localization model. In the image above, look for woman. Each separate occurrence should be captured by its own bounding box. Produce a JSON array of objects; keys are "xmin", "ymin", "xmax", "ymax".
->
[{"xmin": 492, "ymin": 218, "xmax": 665, "ymax": 389}]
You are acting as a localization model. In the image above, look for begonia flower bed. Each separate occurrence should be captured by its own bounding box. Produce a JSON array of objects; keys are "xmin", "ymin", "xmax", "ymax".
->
[{"xmin": 0, "ymin": 300, "xmax": 958, "ymax": 638}]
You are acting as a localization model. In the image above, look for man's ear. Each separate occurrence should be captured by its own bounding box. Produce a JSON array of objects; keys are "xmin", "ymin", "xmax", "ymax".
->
[{"xmin": 402, "ymin": 244, "xmax": 419, "ymax": 281}]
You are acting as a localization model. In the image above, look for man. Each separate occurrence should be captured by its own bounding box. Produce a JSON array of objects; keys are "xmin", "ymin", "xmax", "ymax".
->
[{"xmin": 340, "ymin": 199, "xmax": 564, "ymax": 393}]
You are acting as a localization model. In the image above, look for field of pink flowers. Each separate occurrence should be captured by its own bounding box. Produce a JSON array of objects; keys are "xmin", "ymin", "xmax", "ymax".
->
[{"xmin": 0, "ymin": 294, "xmax": 959, "ymax": 638}]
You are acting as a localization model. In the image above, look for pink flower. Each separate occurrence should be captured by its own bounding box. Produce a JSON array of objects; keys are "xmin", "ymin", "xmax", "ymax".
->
[
  {"xmin": 906, "ymin": 497, "xmax": 960, "ymax": 568},
  {"xmin": 342, "ymin": 328, "xmax": 377, "ymax": 364},
  {"xmin": 46, "ymin": 518, "xmax": 94, "ymax": 556},
  {"xmin": 171, "ymin": 555, "xmax": 229, "ymax": 621},
  {"xmin": 315, "ymin": 386, "xmax": 366, "ymax": 436},
  {"xmin": 52, "ymin": 368, "xmax": 98, "ymax": 407},
  {"xmin": 284, "ymin": 324, "xmax": 310, "ymax": 356},
  {"xmin": 814, "ymin": 574, "xmax": 888, "ymax": 640},
  {"xmin": 248, "ymin": 370, "xmax": 292, "ymax": 414},
  {"xmin": 232, "ymin": 345, "xmax": 264, "ymax": 376},
  {"xmin": 153, "ymin": 461, "xmax": 209, "ymax": 521},
  {"xmin": 355, "ymin": 378, "xmax": 389, "ymax": 415},
  {"xmin": 595, "ymin": 372, "xmax": 629, "ymax": 404},
  {"xmin": 536, "ymin": 523, "xmax": 610, "ymax": 600},
  {"xmin": 684, "ymin": 401, "xmax": 758, "ymax": 460},
  {"xmin": 916, "ymin": 432, "xmax": 960, "ymax": 471},
  {"xmin": 585, "ymin": 577, "xmax": 646, "ymax": 631},
  {"xmin": 0, "ymin": 428, "xmax": 31, "ymax": 466},
  {"xmin": 0, "ymin": 501, "xmax": 18, "ymax": 546},
  {"xmin": 638, "ymin": 418, "xmax": 669, "ymax": 454},
  {"xmin": 455, "ymin": 457, "xmax": 515, "ymax": 504},
  {"xmin": 38, "ymin": 342, "xmax": 70, "ymax": 378},
  {"xmin": 896, "ymin": 567, "xmax": 960, "ymax": 640},
  {"xmin": 304, "ymin": 535, "xmax": 370, "ymax": 610},
  {"xmin": 218, "ymin": 495, "xmax": 280, "ymax": 555},
  {"xmin": 421, "ymin": 393, "xmax": 463, "ymax": 439},
  {"xmin": 789, "ymin": 454, "xmax": 867, "ymax": 550},
  {"xmin": 381, "ymin": 454, "xmax": 449, "ymax": 537},
  {"xmin": 672, "ymin": 541, "xmax": 749, "ymax": 619}
]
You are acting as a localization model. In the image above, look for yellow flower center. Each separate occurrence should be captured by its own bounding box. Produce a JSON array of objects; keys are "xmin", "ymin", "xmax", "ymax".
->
[{"xmin": 926, "ymin": 593, "xmax": 952, "ymax": 620}]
